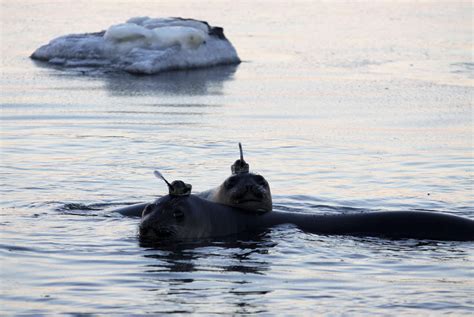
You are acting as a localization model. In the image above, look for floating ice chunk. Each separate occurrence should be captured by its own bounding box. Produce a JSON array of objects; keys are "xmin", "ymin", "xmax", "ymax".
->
[
  {"xmin": 104, "ymin": 23, "xmax": 154, "ymax": 44},
  {"xmin": 126, "ymin": 16, "xmax": 209, "ymax": 32},
  {"xmin": 103, "ymin": 23, "xmax": 154, "ymax": 55},
  {"xmin": 151, "ymin": 26, "xmax": 208, "ymax": 50},
  {"xmin": 142, "ymin": 18, "xmax": 210, "ymax": 34},
  {"xmin": 31, "ymin": 17, "xmax": 240, "ymax": 75},
  {"xmin": 104, "ymin": 23, "xmax": 208, "ymax": 50},
  {"xmin": 31, "ymin": 32, "xmax": 106, "ymax": 61},
  {"xmin": 126, "ymin": 16, "xmax": 151, "ymax": 25}
]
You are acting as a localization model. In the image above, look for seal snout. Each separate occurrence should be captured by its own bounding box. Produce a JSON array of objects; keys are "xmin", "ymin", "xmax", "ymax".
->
[
  {"xmin": 140, "ymin": 224, "xmax": 176, "ymax": 239},
  {"xmin": 153, "ymin": 227, "xmax": 176, "ymax": 238},
  {"xmin": 233, "ymin": 184, "xmax": 266, "ymax": 203}
]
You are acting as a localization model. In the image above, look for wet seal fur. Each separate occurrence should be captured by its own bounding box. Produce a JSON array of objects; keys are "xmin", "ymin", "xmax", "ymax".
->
[
  {"xmin": 114, "ymin": 173, "xmax": 272, "ymax": 216},
  {"xmin": 198, "ymin": 142, "xmax": 272, "ymax": 213},
  {"xmin": 114, "ymin": 143, "xmax": 272, "ymax": 216},
  {"xmin": 198, "ymin": 172, "xmax": 272, "ymax": 213},
  {"xmin": 139, "ymin": 194, "xmax": 474, "ymax": 242}
]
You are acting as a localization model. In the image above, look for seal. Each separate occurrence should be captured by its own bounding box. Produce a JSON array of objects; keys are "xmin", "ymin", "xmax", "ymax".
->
[
  {"xmin": 198, "ymin": 143, "xmax": 272, "ymax": 213},
  {"xmin": 139, "ymin": 192, "xmax": 474, "ymax": 242},
  {"xmin": 114, "ymin": 143, "xmax": 272, "ymax": 216},
  {"xmin": 198, "ymin": 172, "xmax": 272, "ymax": 213}
]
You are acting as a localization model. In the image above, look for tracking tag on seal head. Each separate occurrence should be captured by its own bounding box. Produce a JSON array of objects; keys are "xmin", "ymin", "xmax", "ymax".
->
[
  {"xmin": 231, "ymin": 142, "xmax": 250, "ymax": 174},
  {"xmin": 154, "ymin": 170, "xmax": 192, "ymax": 196}
]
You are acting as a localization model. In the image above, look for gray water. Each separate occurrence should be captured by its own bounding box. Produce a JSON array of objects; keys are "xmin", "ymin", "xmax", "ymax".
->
[{"xmin": 1, "ymin": 1, "xmax": 473, "ymax": 315}]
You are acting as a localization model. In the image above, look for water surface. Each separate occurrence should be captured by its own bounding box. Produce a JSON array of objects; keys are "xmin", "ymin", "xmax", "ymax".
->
[{"xmin": 1, "ymin": 1, "xmax": 473, "ymax": 315}]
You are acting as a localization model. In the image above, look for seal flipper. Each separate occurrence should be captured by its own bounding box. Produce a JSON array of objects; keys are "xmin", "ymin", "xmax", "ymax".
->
[{"xmin": 113, "ymin": 202, "xmax": 149, "ymax": 217}]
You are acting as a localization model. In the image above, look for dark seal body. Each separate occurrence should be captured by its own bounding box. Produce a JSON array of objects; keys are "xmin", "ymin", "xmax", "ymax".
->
[
  {"xmin": 139, "ymin": 195, "xmax": 474, "ymax": 242},
  {"xmin": 114, "ymin": 172, "xmax": 272, "ymax": 217}
]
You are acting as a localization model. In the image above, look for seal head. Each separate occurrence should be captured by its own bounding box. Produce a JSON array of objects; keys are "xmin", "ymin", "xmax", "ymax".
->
[
  {"xmin": 140, "ymin": 195, "xmax": 198, "ymax": 240},
  {"xmin": 197, "ymin": 143, "xmax": 272, "ymax": 213},
  {"xmin": 140, "ymin": 172, "xmax": 202, "ymax": 240},
  {"xmin": 226, "ymin": 143, "xmax": 271, "ymax": 212},
  {"xmin": 219, "ymin": 172, "xmax": 272, "ymax": 213}
]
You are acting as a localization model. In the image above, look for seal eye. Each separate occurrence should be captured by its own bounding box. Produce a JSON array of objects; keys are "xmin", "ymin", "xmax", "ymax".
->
[
  {"xmin": 173, "ymin": 209, "xmax": 184, "ymax": 220},
  {"xmin": 142, "ymin": 203, "xmax": 155, "ymax": 217},
  {"xmin": 225, "ymin": 176, "xmax": 238, "ymax": 189},
  {"xmin": 254, "ymin": 175, "xmax": 267, "ymax": 185}
]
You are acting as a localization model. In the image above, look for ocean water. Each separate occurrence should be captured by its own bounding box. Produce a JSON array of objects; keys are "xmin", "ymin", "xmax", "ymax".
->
[{"xmin": 1, "ymin": 1, "xmax": 473, "ymax": 315}]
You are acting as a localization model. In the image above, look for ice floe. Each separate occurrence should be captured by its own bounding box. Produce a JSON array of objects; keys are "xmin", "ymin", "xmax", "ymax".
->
[{"xmin": 31, "ymin": 17, "xmax": 240, "ymax": 75}]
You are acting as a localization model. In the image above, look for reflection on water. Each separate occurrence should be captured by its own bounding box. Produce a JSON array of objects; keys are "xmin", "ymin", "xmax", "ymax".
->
[
  {"xmin": 140, "ymin": 233, "xmax": 275, "ymax": 314},
  {"xmin": 142, "ymin": 233, "xmax": 274, "ymax": 274},
  {"xmin": 103, "ymin": 65, "xmax": 239, "ymax": 97},
  {"xmin": 32, "ymin": 60, "xmax": 239, "ymax": 96}
]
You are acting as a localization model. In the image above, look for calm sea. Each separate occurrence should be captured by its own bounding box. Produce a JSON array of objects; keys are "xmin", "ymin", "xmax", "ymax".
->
[{"xmin": 1, "ymin": 1, "xmax": 473, "ymax": 315}]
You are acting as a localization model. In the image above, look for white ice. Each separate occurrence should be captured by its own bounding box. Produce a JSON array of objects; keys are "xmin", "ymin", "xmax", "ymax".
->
[{"xmin": 31, "ymin": 17, "xmax": 240, "ymax": 74}]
